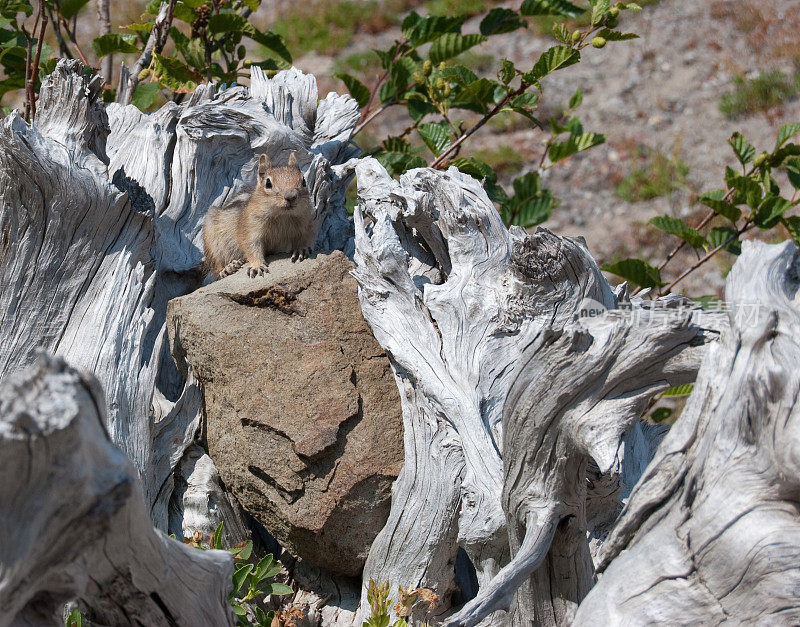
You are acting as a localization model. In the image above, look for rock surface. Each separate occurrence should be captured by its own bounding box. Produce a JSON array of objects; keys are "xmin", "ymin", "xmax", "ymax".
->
[{"xmin": 167, "ymin": 251, "xmax": 403, "ymax": 576}]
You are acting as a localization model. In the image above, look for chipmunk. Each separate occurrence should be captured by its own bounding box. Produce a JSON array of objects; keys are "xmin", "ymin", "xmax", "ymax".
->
[{"xmin": 203, "ymin": 152, "xmax": 314, "ymax": 279}]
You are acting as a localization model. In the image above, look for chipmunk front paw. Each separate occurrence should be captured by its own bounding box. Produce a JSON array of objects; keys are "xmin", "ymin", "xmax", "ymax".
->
[
  {"xmin": 291, "ymin": 248, "xmax": 312, "ymax": 262},
  {"xmin": 247, "ymin": 263, "xmax": 268, "ymax": 278},
  {"xmin": 219, "ymin": 259, "xmax": 244, "ymax": 278}
]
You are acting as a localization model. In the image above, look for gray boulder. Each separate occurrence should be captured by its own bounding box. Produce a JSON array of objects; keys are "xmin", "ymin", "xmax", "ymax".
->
[{"xmin": 167, "ymin": 251, "xmax": 403, "ymax": 576}]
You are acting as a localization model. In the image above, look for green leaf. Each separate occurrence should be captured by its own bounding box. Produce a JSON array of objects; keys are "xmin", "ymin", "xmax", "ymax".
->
[
  {"xmin": 124, "ymin": 22, "xmax": 154, "ymax": 33},
  {"xmin": 776, "ymin": 122, "xmax": 800, "ymax": 149},
  {"xmin": 692, "ymin": 295, "xmax": 724, "ymax": 310},
  {"xmin": 728, "ymin": 131, "xmax": 756, "ymax": 165},
  {"xmin": 404, "ymin": 13, "xmax": 466, "ymax": 45},
  {"xmin": 499, "ymin": 58, "xmax": 515, "ymax": 84},
  {"xmin": 451, "ymin": 156, "xmax": 497, "ymax": 182},
  {"xmin": 727, "ymin": 174, "xmax": 762, "ymax": 207},
  {"xmin": 753, "ymin": 195, "xmax": 792, "ymax": 229},
  {"xmin": 698, "ymin": 189, "xmax": 741, "ymax": 222},
  {"xmin": 232, "ymin": 564, "xmax": 253, "ymax": 594},
  {"xmin": 418, "ymin": 121, "xmax": 452, "ymax": 157},
  {"xmin": 212, "ymin": 521, "xmax": 223, "ymax": 550},
  {"xmin": 152, "ymin": 53, "xmax": 199, "ymax": 92},
  {"xmin": 334, "ymin": 73, "xmax": 369, "ymax": 108},
  {"xmin": 591, "ymin": 0, "xmax": 611, "ymax": 25},
  {"xmin": 451, "ymin": 77, "xmax": 500, "ymax": 113},
  {"xmin": 519, "ymin": 0, "xmax": 583, "ymax": 18},
  {"xmin": 0, "ymin": 0, "xmax": 32, "ymax": 18},
  {"xmin": 595, "ymin": 28, "xmax": 639, "ymax": 41},
  {"xmin": 649, "ymin": 215, "xmax": 707, "ymax": 249},
  {"xmin": 506, "ymin": 172, "xmax": 555, "ymax": 227},
  {"xmin": 552, "ymin": 21, "xmax": 570, "ymax": 44},
  {"xmin": 439, "ymin": 65, "xmax": 479, "ymax": 85},
  {"xmin": 601, "ymin": 258, "xmax": 665, "ymax": 288},
  {"xmin": 92, "ymin": 33, "xmax": 139, "ymax": 58},
  {"xmin": 523, "ymin": 45, "xmax": 580, "ymax": 84},
  {"xmin": 248, "ymin": 29, "xmax": 292, "ymax": 63},
  {"xmin": 429, "ymin": 33, "xmax": 487, "ymax": 65},
  {"xmin": 480, "ymin": 8, "xmax": 525, "ymax": 35},
  {"xmin": 770, "ymin": 143, "xmax": 800, "ymax": 167},
  {"xmin": 209, "ymin": 13, "xmax": 253, "ymax": 32},
  {"xmin": 620, "ymin": 2, "xmax": 642, "ymax": 8},
  {"xmin": 706, "ymin": 226, "xmax": 741, "ymax": 255},
  {"xmin": 662, "ymin": 383, "xmax": 694, "ymax": 398},
  {"xmin": 548, "ymin": 131, "xmax": 605, "ymax": 162},
  {"xmin": 568, "ymin": 87, "xmax": 582, "ymax": 109},
  {"xmin": 376, "ymin": 151, "xmax": 426, "ymax": 176},
  {"xmin": 650, "ymin": 407, "xmax": 672, "ymax": 423},
  {"xmin": 232, "ymin": 604, "xmax": 247, "ymax": 616},
  {"xmin": 59, "ymin": 0, "xmax": 90, "ymax": 20},
  {"xmin": 782, "ymin": 216, "xmax": 800, "ymax": 246},
  {"xmin": 266, "ymin": 582, "xmax": 294, "ymax": 596},
  {"xmin": 786, "ymin": 158, "xmax": 800, "ymax": 189}
]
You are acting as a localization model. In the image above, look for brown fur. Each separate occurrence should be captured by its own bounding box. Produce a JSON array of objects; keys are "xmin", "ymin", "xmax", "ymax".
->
[{"xmin": 203, "ymin": 152, "xmax": 314, "ymax": 278}]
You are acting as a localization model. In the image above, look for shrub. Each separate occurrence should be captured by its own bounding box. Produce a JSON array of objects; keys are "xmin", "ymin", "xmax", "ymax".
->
[
  {"xmin": 719, "ymin": 67, "xmax": 800, "ymax": 119},
  {"xmin": 614, "ymin": 145, "xmax": 689, "ymax": 202}
]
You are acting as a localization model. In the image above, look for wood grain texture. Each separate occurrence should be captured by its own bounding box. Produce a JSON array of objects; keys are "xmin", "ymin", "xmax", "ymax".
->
[
  {"xmin": 574, "ymin": 240, "xmax": 800, "ymax": 625},
  {"xmin": 0, "ymin": 60, "xmax": 359, "ymax": 537},
  {"xmin": 0, "ymin": 354, "xmax": 234, "ymax": 626},
  {"xmin": 351, "ymin": 157, "xmax": 720, "ymax": 625}
]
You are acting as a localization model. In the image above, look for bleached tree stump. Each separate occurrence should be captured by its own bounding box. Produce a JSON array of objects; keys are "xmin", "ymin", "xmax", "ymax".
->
[
  {"xmin": 0, "ymin": 354, "xmax": 234, "ymax": 627},
  {"xmin": 573, "ymin": 239, "xmax": 800, "ymax": 624},
  {"xmin": 0, "ymin": 60, "xmax": 359, "ymax": 534},
  {"xmin": 351, "ymin": 158, "xmax": 720, "ymax": 624}
]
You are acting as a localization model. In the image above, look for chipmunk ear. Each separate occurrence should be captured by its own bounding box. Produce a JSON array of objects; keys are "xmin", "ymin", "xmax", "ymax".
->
[
  {"xmin": 258, "ymin": 154, "xmax": 272, "ymax": 180},
  {"xmin": 288, "ymin": 151, "xmax": 298, "ymax": 168}
]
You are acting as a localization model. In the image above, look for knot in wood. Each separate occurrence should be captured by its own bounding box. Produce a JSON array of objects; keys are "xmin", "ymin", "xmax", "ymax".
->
[{"xmin": 511, "ymin": 234, "xmax": 566, "ymax": 283}]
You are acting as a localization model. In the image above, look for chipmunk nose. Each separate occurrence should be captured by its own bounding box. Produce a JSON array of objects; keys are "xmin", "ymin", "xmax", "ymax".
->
[{"xmin": 284, "ymin": 189, "xmax": 298, "ymax": 202}]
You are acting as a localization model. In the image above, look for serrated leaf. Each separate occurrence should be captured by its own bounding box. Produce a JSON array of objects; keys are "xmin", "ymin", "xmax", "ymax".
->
[
  {"xmin": 60, "ymin": 0, "xmax": 89, "ymax": 20},
  {"xmin": 405, "ymin": 93, "xmax": 437, "ymax": 121},
  {"xmin": 776, "ymin": 122, "xmax": 800, "ymax": 149},
  {"xmin": 727, "ymin": 174, "xmax": 762, "ymax": 207},
  {"xmin": 662, "ymin": 383, "xmax": 694, "ymax": 398},
  {"xmin": 523, "ymin": 45, "xmax": 580, "ymax": 84},
  {"xmin": 404, "ymin": 13, "xmax": 466, "ymax": 45},
  {"xmin": 786, "ymin": 159, "xmax": 800, "ymax": 189},
  {"xmin": 418, "ymin": 121, "xmax": 452, "ymax": 157},
  {"xmin": 376, "ymin": 151, "xmax": 427, "ymax": 176},
  {"xmin": 439, "ymin": 64, "xmax": 478, "ymax": 85},
  {"xmin": 383, "ymin": 136, "xmax": 413, "ymax": 153},
  {"xmin": 782, "ymin": 216, "xmax": 800, "ymax": 246},
  {"xmin": 649, "ymin": 215, "xmax": 707, "ymax": 249},
  {"xmin": 506, "ymin": 172, "xmax": 555, "ymax": 227},
  {"xmin": 552, "ymin": 21, "xmax": 570, "ymax": 43},
  {"xmin": 499, "ymin": 58, "xmax": 515, "ymax": 84},
  {"xmin": 92, "ymin": 33, "xmax": 139, "ymax": 58},
  {"xmin": 770, "ymin": 143, "xmax": 800, "ymax": 167},
  {"xmin": 429, "ymin": 33, "xmax": 487, "ymax": 65},
  {"xmin": 591, "ymin": 0, "xmax": 611, "ymax": 25},
  {"xmin": 698, "ymin": 189, "xmax": 741, "ymax": 222},
  {"xmin": 451, "ymin": 156, "xmax": 497, "ymax": 182},
  {"xmin": 480, "ymin": 8, "xmax": 525, "ymax": 35},
  {"xmin": 621, "ymin": 2, "xmax": 642, "ymax": 9},
  {"xmin": 519, "ymin": 0, "xmax": 583, "ymax": 17},
  {"xmin": 266, "ymin": 582, "xmax": 294, "ymax": 596},
  {"xmin": 706, "ymin": 226, "xmax": 741, "ymax": 255},
  {"xmin": 549, "ymin": 131, "xmax": 605, "ymax": 162},
  {"xmin": 728, "ymin": 131, "xmax": 756, "ymax": 165},
  {"xmin": 569, "ymin": 87, "xmax": 582, "ymax": 109},
  {"xmin": 753, "ymin": 195, "xmax": 792, "ymax": 229},
  {"xmin": 451, "ymin": 77, "xmax": 500, "ymax": 113},
  {"xmin": 334, "ymin": 73, "xmax": 369, "ymax": 108},
  {"xmin": 595, "ymin": 28, "xmax": 639, "ymax": 41},
  {"xmin": 601, "ymin": 258, "xmax": 664, "ymax": 288},
  {"xmin": 152, "ymin": 53, "xmax": 200, "ymax": 92},
  {"xmin": 248, "ymin": 28, "xmax": 292, "ymax": 63},
  {"xmin": 232, "ymin": 564, "xmax": 253, "ymax": 593}
]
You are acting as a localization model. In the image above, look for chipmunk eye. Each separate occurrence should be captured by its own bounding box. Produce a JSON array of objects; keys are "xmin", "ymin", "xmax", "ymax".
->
[{"xmin": 265, "ymin": 178, "xmax": 273, "ymax": 189}]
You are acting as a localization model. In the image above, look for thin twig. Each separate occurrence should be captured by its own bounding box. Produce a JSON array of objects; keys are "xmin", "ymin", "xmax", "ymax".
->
[
  {"xmin": 354, "ymin": 102, "xmax": 393, "ymax": 136},
  {"xmin": 30, "ymin": 0, "xmax": 47, "ymax": 122},
  {"xmin": 47, "ymin": 6, "xmax": 72, "ymax": 59},
  {"xmin": 22, "ymin": 24, "xmax": 33, "ymax": 121},
  {"xmin": 119, "ymin": 0, "xmax": 177, "ymax": 105},
  {"xmin": 96, "ymin": 0, "xmax": 112, "ymax": 85},
  {"xmin": 59, "ymin": 15, "xmax": 90, "ymax": 64}
]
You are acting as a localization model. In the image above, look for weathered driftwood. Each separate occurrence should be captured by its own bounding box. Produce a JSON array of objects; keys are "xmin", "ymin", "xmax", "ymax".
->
[
  {"xmin": 0, "ymin": 354, "xmax": 234, "ymax": 626},
  {"xmin": 351, "ymin": 158, "xmax": 719, "ymax": 624},
  {"xmin": 573, "ymin": 239, "xmax": 800, "ymax": 624},
  {"xmin": 0, "ymin": 60, "xmax": 358, "ymax": 536}
]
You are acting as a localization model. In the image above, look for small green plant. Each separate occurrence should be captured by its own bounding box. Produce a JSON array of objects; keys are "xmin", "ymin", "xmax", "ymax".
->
[
  {"xmin": 719, "ymin": 67, "xmax": 800, "ymax": 119},
  {"xmin": 65, "ymin": 608, "xmax": 82, "ymax": 627},
  {"xmin": 603, "ymin": 123, "xmax": 800, "ymax": 294},
  {"xmin": 335, "ymin": 0, "xmax": 643, "ymax": 229},
  {"xmin": 363, "ymin": 579, "xmax": 439, "ymax": 627},
  {"xmin": 614, "ymin": 145, "xmax": 689, "ymax": 202},
  {"xmin": 472, "ymin": 144, "xmax": 526, "ymax": 174}
]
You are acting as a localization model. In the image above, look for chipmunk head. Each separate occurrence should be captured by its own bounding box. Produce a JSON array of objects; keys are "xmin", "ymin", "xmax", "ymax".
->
[{"xmin": 255, "ymin": 152, "xmax": 310, "ymax": 211}]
